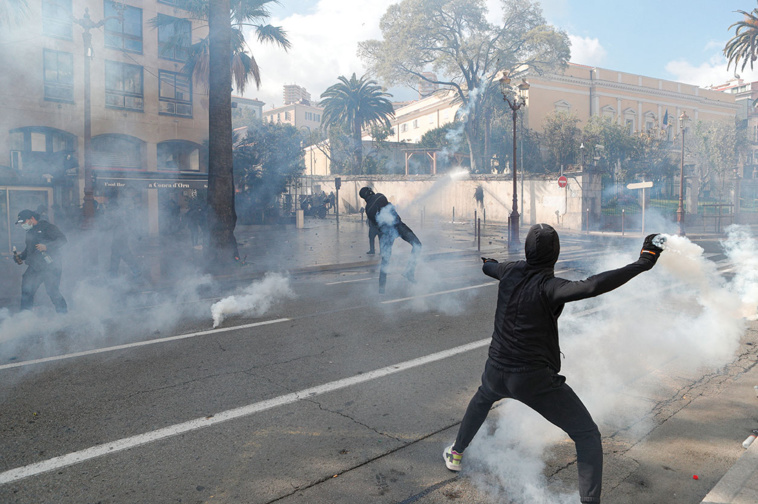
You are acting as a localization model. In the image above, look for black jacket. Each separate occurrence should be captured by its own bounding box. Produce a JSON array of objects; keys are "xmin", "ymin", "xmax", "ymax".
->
[
  {"xmin": 19, "ymin": 220, "xmax": 67, "ymax": 270},
  {"xmin": 484, "ymin": 224, "xmax": 652, "ymax": 372},
  {"xmin": 364, "ymin": 192, "xmax": 400, "ymax": 230}
]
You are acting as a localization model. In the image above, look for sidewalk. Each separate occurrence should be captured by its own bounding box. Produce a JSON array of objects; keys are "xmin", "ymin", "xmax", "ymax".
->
[{"xmin": 702, "ymin": 440, "xmax": 758, "ymax": 504}]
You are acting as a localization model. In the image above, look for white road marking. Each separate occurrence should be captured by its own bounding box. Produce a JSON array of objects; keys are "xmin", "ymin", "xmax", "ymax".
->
[
  {"xmin": 381, "ymin": 282, "xmax": 497, "ymax": 304},
  {"xmin": 0, "ymin": 338, "xmax": 490, "ymax": 485},
  {"xmin": 325, "ymin": 277, "xmax": 373, "ymax": 285},
  {"xmin": 0, "ymin": 318, "xmax": 291, "ymax": 371}
]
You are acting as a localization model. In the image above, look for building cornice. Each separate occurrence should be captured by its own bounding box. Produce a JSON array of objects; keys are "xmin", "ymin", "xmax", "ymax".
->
[{"xmin": 535, "ymin": 72, "xmax": 738, "ymax": 112}]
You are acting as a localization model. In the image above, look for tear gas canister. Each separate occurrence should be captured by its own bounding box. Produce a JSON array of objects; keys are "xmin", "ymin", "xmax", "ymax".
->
[
  {"xmin": 652, "ymin": 235, "xmax": 667, "ymax": 249},
  {"xmin": 743, "ymin": 433, "xmax": 757, "ymax": 449}
]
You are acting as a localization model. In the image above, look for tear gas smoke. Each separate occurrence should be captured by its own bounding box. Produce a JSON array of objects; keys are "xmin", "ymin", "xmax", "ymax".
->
[
  {"xmin": 211, "ymin": 273, "xmax": 295, "ymax": 328},
  {"xmin": 464, "ymin": 226, "xmax": 757, "ymax": 503}
]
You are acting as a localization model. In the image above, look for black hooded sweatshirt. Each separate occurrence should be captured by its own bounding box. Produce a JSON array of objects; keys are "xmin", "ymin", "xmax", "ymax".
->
[{"xmin": 483, "ymin": 224, "xmax": 652, "ymax": 373}]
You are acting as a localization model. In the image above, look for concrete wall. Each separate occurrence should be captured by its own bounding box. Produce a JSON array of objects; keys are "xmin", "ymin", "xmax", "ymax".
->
[{"xmin": 311, "ymin": 173, "xmax": 596, "ymax": 231}]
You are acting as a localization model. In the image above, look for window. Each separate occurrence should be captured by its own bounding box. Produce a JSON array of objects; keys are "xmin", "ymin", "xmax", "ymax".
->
[
  {"xmin": 105, "ymin": 61, "xmax": 144, "ymax": 111},
  {"xmin": 601, "ymin": 106, "xmax": 615, "ymax": 120},
  {"xmin": 158, "ymin": 15, "xmax": 191, "ymax": 62},
  {"xmin": 43, "ymin": 49, "xmax": 74, "ymax": 102},
  {"xmin": 623, "ymin": 109, "xmax": 636, "ymax": 134},
  {"xmin": 42, "ymin": 0, "xmax": 72, "ymax": 39},
  {"xmin": 400, "ymin": 123, "xmax": 408, "ymax": 133},
  {"xmin": 158, "ymin": 141, "xmax": 203, "ymax": 171},
  {"xmin": 92, "ymin": 134, "xmax": 143, "ymax": 169},
  {"xmin": 8, "ymin": 127, "xmax": 76, "ymax": 174},
  {"xmin": 104, "ymin": 1, "xmax": 142, "ymax": 53},
  {"xmin": 159, "ymin": 71, "xmax": 192, "ymax": 117},
  {"xmin": 625, "ymin": 119, "xmax": 634, "ymax": 135},
  {"xmin": 412, "ymin": 119, "xmax": 419, "ymax": 129},
  {"xmin": 285, "ymin": 111, "xmax": 291, "ymax": 120}
]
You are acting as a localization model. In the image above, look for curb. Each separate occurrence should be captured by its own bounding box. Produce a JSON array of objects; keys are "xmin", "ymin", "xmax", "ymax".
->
[{"xmin": 700, "ymin": 439, "xmax": 758, "ymax": 503}]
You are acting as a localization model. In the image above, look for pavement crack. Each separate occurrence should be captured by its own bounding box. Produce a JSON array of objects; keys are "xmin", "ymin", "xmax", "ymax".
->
[{"xmin": 305, "ymin": 399, "xmax": 403, "ymax": 442}]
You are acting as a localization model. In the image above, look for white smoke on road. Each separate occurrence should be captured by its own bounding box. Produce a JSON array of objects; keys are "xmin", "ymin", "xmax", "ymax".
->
[
  {"xmin": 465, "ymin": 226, "xmax": 756, "ymax": 503},
  {"xmin": 211, "ymin": 273, "xmax": 295, "ymax": 328}
]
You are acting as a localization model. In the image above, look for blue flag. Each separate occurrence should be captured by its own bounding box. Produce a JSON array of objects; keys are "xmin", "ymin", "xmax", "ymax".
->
[{"xmin": 663, "ymin": 109, "xmax": 669, "ymax": 128}]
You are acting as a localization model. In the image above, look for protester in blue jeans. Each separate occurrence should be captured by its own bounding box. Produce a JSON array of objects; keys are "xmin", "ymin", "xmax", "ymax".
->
[
  {"xmin": 444, "ymin": 224, "xmax": 664, "ymax": 504},
  {"xmin": 359, "ymin": 186, "xmax": 421, "ymax": 293}
]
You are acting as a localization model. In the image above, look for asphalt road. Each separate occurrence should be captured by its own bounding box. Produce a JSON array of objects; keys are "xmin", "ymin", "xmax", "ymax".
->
[{"xmin": 0, "ymin": 234, "xmax": 756, "ymax": 504}]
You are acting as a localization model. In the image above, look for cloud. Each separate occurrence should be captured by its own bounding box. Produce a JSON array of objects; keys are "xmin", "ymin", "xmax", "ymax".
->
[
  {"xmin": 665, "ymin": 41, "xmax": 758, "ymax": 87},
  {"xmin": 568, "ymin": 35, "xmax": 607, "ymax": 67},
  {"xmin": 242, "ymin": 0, "xmax": 396, "ymax": 108}
]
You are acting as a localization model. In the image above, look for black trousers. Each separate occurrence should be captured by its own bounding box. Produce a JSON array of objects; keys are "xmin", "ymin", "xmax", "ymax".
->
[
  {"xmin": 21, "ymin": 266, "xmax": 68, "ymax": 313},
  {"xmin": 368, "ymin": 221, "xmax": 379, "ymax": 253},
  {"xmin": 453, "ymin": 359, "xmax": 602, "ymax": 503},
  {"xmin": 378, "ymin": 222, "xmax": 422, "ymax": 289}
]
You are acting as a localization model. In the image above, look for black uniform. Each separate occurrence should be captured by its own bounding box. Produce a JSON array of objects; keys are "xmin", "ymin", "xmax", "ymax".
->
[
  {"xmin": 18, "ymin": 220, "xmax": 68, "ymax": 313},
  {"xmin": 364, "ymin": 191, "xmax": 421, "ymax": 291},
  {"xmin": 451, "ymin": 224, "xmax": 662, "ymax": 504}
]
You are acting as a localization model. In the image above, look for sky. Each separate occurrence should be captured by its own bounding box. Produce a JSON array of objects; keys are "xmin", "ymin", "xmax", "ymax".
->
[{"xmin": 243, "ymin": 0, "xmax": 758, "ymax": 108}]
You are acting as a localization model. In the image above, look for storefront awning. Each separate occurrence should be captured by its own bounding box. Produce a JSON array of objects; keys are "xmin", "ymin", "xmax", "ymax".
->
[{"xmin": 94, "ymin": 173, "xmax": 208, "ymax": 191}]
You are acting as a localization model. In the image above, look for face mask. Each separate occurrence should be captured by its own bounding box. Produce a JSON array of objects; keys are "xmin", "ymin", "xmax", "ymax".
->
[{"xmin": 20, "ymin": 223, "xmax": 32, "ymax": 231}]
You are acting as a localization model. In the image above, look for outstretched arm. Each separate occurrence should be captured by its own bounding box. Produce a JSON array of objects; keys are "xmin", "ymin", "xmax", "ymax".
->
[{"xmin": 549, "ymin": 234, "xmax": 663, "ymax": 304}]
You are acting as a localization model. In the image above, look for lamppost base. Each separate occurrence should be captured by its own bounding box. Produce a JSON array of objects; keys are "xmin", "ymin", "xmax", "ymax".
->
[{"xmin": 508, "ymin": 212, "xmax": 520, "ymax": 252}]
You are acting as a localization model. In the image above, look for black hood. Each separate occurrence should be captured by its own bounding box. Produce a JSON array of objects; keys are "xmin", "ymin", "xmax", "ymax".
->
[{"xmin": 524, "ymin": 223, "xmax": 560, "ymax": 268}]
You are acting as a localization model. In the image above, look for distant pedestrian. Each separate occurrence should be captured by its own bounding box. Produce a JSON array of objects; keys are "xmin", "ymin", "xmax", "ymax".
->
[
  {"xmin": 105, "ymin": 199, "xmax": 142, "ymax": 278},
  {"xmin": 13, "ymin": 209, "xmax": 68, "ymax": 313},
  {"xmin": 186, "ymin": 199, "xmax": 207, "ymax": 248},
  {"xmin": 443, "ymin": 225, "xmax": 665, "ymax": 504},
  {"xmin": 359, "ymin": 186, "xmax": 421, "ymax": 293}
]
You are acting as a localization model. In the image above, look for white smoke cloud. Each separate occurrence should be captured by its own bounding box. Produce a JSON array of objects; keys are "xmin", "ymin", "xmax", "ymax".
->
[
  {"xmin": 463, "ymin": 227, "xmax": 756, "ymax": 503},
  {"xmin": 211, "ymin": 273, "xmax": 295, "ymax": 328}
]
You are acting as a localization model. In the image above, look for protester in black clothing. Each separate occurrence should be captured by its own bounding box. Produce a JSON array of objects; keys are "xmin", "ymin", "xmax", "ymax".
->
[
  {"xmin": 359, "ymin": 186, "xmax": 421, "ymax": 293},
  {"xmin": 367, "ymin": 218, "xmax": 379, "ymax": 255},
  {"xmin": 13, "ymin": 209, "xmax": 68, "ymax": 313},
  {"xmin": 443, "ymin": 224, "xmax": 664, "ymax": 504},
  {"xmin": 105, "ymin": 199, "xmax": 142, "ymax": 278}
]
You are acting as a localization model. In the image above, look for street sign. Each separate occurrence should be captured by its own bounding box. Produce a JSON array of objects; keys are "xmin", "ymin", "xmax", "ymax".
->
[
  {"xmin": 558, "ymin": 175, "xmax": 568, "ymax": 188},
  {"xmin": 627, "ymin": 181, "xmax": 653, "ymax": 189}
]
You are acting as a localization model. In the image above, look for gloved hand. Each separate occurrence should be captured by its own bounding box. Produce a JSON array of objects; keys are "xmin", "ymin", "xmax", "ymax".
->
[
  {"xmin": 481, "ymin": 257, "xmax": 499, "ymax": 264},
  {"xmin": 13, "ymin": 254, "xmax": 22, "ymax": 265},
  {"xmin": 638, "ymin": 234, "xmax": 664, "ymax": 268}
]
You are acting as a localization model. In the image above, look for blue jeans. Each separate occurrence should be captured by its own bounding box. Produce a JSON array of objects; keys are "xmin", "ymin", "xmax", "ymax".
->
[{"xmin": 453, "ymin": 359, "xmax": 602, "ymax": 503}]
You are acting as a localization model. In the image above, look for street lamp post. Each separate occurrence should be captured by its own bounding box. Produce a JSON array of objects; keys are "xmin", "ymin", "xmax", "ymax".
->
[
  {"xmin": 499, "ymin": 72, "xmax": 530, "ymax": 251},
  {"xmin": 73, "ymin": 6, "xmax": 122, "ymax": 229},
  {"xmin": 677, "ymin": 111, "xmax": 689, "ymax": 236}
]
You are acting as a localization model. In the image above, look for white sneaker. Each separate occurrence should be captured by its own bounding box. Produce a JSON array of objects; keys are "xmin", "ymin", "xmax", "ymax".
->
[{"xmin": 443, "ymin": 444, "xmax": 462, "ymax": 472}]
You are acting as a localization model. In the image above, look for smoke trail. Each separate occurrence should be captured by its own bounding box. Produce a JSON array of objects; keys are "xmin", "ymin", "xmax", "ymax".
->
[
  {"xmin": 211, "ymin": 272, "xmax": 295, "ymax": 328},
  {"xmin": 463, "ymin": 227, "xmax": 757, "ymax": 503}
]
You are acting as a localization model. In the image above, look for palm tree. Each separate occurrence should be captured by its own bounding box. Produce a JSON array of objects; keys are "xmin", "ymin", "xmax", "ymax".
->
[
  {"xmin": 154, "ymin": 0, "xmax": 290, "ymax": 94},
  {"xmin": 154, "ymin": 0, "xmax": 289, "ymax": 265},
  {"xmin": 725, "ymin": 8, "xmax": 758, "ymax": 73},
  {"xmin": 320, "ymin": 74, "xmax": 395, "ymax": 174}
]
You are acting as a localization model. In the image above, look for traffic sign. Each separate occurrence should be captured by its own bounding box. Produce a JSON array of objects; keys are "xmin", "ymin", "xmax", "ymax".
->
[
  {"xmin": 627, "ymin": 181, "xmax": 653, "ymax": 189},
  {"xmin": 558, "ymin": 175, "xmax": 568, "ymax": 188}
]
